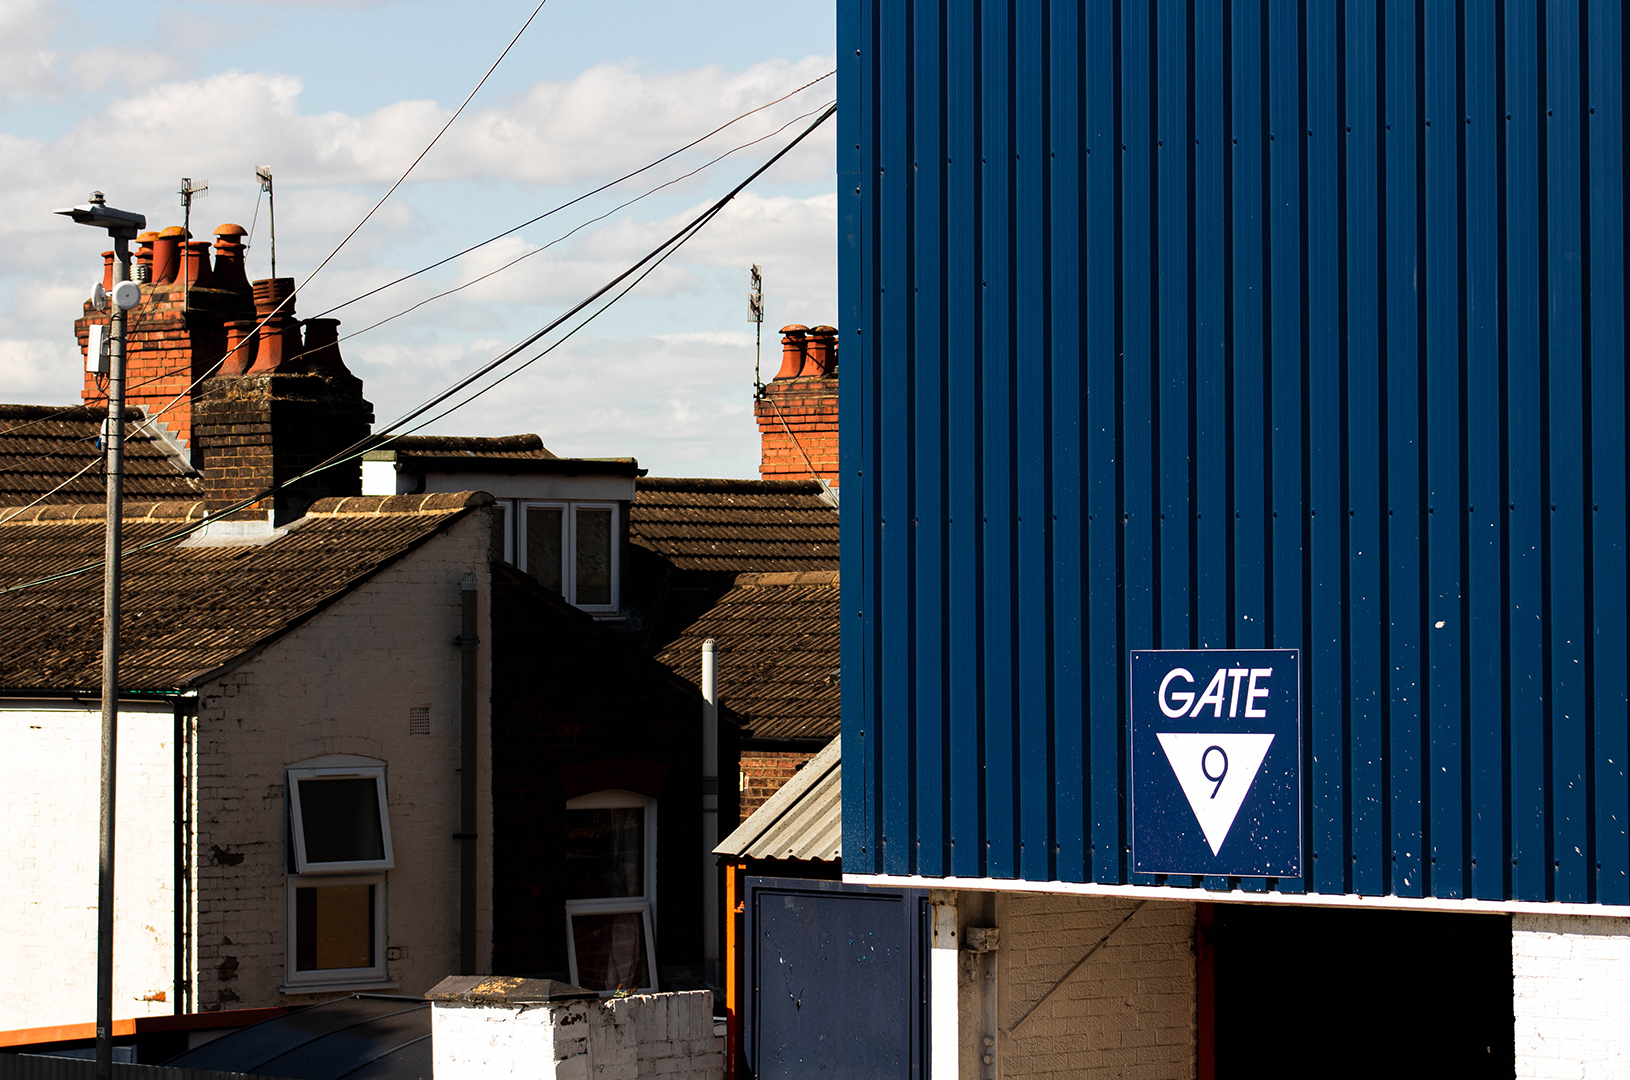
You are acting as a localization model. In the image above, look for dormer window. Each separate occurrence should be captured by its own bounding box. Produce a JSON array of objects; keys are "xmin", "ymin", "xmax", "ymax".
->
[{"xmin": 521, "ymin": 501, "xmax": 619, "ymax": 613}]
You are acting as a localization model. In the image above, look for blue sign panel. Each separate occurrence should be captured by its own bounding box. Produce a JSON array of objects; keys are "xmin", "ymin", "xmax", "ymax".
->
[{"xmin": 1130, "ymin": 650, "xmax": 1302, "ymax": 878}]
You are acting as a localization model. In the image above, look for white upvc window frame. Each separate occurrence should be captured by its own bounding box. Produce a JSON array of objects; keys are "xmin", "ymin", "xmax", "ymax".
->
[
  {"xmin": 563, "ymin": 790, "xmax": 658, "ymax": 994},
  {"xmin": 283, "ymin": 872, "xmax": 389, "ymax": 989},
  {"xmin": 287, "ymin": 766, "xmax": 395, "ymax": 873},
  {"xmin": 519, "ymin": 500, "xmax": 620, "ymax": 614}
]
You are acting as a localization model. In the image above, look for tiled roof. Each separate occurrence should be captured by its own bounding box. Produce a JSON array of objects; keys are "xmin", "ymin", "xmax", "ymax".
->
[
  {"xmin": 374, "ymin": 433, "xmax": 642, "ymax": 477},
  {"xmin": 0, "ymin": 492, "xmax": 491, "ymax": 691},
  {"xmin": 0, "ymin": 403, "xmax": 201, "ymax": 507},
  {"xmin": 387, "ymin": 433, "xmax": 557, "ymax": 460},
  {"xmin": 629, "ymin": 477, "xmax": 838, "ymax": 573},
  {"xmin": 655, "ymin": 571, "xmax": 839, "ymax": 741}
]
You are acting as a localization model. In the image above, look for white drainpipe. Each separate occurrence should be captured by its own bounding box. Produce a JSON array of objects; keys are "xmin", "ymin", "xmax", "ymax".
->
[{"xmin": 701, "ymin": 638, "xmax": 720, "ymax": 987}]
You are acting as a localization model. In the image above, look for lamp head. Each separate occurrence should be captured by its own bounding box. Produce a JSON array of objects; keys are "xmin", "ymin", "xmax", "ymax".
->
[{"xmin": 52, "ymin": 192, "xmax": 146, "ymax": 238}]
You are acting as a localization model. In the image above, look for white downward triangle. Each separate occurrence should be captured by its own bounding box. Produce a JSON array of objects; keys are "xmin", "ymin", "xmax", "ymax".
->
[{"xmin": 1156, "ymin": 732, "xmax": 1276, "ymax": 856}]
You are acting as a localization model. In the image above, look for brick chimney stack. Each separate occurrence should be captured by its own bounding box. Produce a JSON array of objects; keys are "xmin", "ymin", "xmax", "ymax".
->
[
  {"xmin": 192, "ymin": 276, "xmax": 374, "ymax": 524},
  {"xmin": 755, "ymin": 323, "xmax": 839, "ymax": 486},
  {"xmin": 73, "ymin": 225, "xmax": 374, "ymax": 524},
  {"xmin": 75, "ymin": 223, "xmax": 257, "ymax": 449}
]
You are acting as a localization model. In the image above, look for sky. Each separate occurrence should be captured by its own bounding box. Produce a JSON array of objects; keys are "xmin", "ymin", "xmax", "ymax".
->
[{"xmin": 0, "ymin": 0, "xmax": 838, "ymax": 478}]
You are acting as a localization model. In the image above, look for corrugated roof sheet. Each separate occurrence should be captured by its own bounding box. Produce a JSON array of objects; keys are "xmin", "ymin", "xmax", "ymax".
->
[
  {"xmin": 0, "ymin": 492, "xmax": 490, "ymax": 691},
  {"xmin": 628, "ymin": 477, "xmax": 838, "ymax": 573},
  {"xmin": 0, "ymin": 403, "xmax": 201, "ymax": 507},
  {"xmin": 654, "ymin": 571, "xmax": 838, "ymax": 741},
  {"xmin": 715, "ymin": 736, "xmax": 840, "ymax": 861}
]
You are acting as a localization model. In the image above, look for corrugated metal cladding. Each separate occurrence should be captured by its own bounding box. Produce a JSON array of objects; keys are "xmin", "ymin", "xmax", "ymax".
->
[{"xmin": 838, "ymin": 0, "xmax": 1630, "ymax": 905}]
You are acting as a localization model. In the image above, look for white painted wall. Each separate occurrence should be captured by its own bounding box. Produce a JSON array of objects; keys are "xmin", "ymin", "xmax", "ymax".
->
[
  {"xmin": 0, "ymin": 699, "xmax": 178, "ymax": 1029},
  {"xmin": 1514, "ymin": 913, "xmax": 1630, "ymax": 1079},
  {"xmin": 996, "ymin": 893, "xmax": 1196, "ymax": 1080},
  {"xmin": 433, "ymin": 990, "xmax": 722, "ymax": 1080}
]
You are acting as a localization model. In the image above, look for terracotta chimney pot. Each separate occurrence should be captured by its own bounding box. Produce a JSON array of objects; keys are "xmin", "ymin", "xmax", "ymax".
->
[
  {"xmin": 211, "ymin": 224, "xmax": 252, "ymax": 294},
  {"xmin": 776, "ymin": 324, "xmax": 808, "ymax": 379},
  {"xmin": 220, "ymin": 319, "xmax": 260, "ymax": 376},
  {"xmin": 153, "ymin": 226, "xmax": 188, "ymax": 285},
  {"xmin": 135, "ymin": 232, "xmax": 157, "ymax": 283},
  {"xmin": 101, "ymin": 251, "xmax": 115, "ymax": 293},
  {"xmin": 803, "ymin": 325, "xmax": 837, "ymax": 378},
  {"xmin": 300, "ymin": 318, "xmax": 348, "ymax": 375},
  {"xmin": 182, "ymin": 240, "xmax": 215, "ymax": 289},
  {"xmin": 247, "ymin": 277, "xmax": 299, "ymax": 374}
]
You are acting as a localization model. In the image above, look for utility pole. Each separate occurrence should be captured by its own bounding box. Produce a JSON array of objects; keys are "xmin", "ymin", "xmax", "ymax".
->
[
  {"xmin": 54, "ymin": 191, "xmax": 146, "ymax": 1080},
  {"xmin": 748, "ymin": 264, "xmax": 763, "ymax": 396},
  {"xmin": 256, "ymin": 166, "xmax": 276, "ymax": 278}
]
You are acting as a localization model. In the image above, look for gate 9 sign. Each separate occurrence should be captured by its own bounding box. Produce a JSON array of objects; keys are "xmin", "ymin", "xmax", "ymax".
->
[{"xmin": 1129, "ymin": 649, "xmax": 1302, "ymax": 879}]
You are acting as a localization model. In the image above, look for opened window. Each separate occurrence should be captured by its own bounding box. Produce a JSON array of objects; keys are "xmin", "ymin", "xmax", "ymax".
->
[
  {"xmin": 521, "ymin": 502, "xmax": 618, "ymax": 613},
  {"xmin": 285, "ymin": 765, "xmax": 392, "ymax": 989},
  {"xmin": 563, "ymin": 790, "xmax": 657, "ymax": 993}
]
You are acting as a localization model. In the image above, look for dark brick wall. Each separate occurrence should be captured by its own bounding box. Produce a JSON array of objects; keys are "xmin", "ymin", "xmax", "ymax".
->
[
  {"xmin": 739, "ymin": 748, "xmax": 819, "ymax": 818},
  {"xmin": 192, "ymin": 371, "xmax": 373, "ymax": 523},
  {"xmin": 490, "ymin": 562, "xmax": 739, "ymax": 986}
]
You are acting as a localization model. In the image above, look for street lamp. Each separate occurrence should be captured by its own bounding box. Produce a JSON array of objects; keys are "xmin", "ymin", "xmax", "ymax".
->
[{"xmin": 52, "ymin": 190, "xmax": 145, "ymax": 1080}]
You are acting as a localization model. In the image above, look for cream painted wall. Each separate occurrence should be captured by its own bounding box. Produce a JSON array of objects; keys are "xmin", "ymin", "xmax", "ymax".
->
[
  {"xmin": 189, "ymin": 508, "xmax": 494, "ymax": 1012},
  {"xmin": 0, "ymin": 699, "xmax": 179, "ymax": 1029}
]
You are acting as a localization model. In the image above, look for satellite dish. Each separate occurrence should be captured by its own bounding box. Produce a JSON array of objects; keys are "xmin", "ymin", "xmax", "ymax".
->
[{"xmin": 91, "ymin": 283, "xmax": 109, "ymax": 313}]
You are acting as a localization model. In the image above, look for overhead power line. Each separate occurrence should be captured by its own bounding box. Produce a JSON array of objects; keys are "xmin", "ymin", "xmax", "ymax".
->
[
  {"xmin": 0, "ymin": 102, "xmax": 837, "ymax": 598},
  {"xmin": 0, "ymin": 69, "xmax": 835, "ymax": 454}
]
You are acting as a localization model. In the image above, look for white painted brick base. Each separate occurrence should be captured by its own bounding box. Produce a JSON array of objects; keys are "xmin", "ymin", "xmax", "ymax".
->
[
  {"xmin": 433, "ymin": 990, "xmax": 722, "ymax": 1080},
  {"xmin": 1514, "ymin": 913, "xmax": 1630, "ymax": 1080},
  {"xmin": 997, "ymin": 894, "xmax": 1196, "ymax": 1080}
]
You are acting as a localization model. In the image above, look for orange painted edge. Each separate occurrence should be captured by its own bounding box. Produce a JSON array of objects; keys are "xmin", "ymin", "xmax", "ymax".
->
[{"xmin": 0, "ymin": 1006, "xmax": 287, "ymax": 1048}]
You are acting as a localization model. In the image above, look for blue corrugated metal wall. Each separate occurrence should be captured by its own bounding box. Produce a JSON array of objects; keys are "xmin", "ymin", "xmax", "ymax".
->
[{"xmin": 840, "ymin": 0, "xmax": 1630, "ymax": 904}]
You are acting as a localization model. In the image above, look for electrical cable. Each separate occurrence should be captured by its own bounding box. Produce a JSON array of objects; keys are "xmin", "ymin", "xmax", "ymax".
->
[
  {"xmin": 0, "ymin": 70, "xmax": 835, "ymax": 453},
  {"xmin": 0, "ymin": 102, "xmax": 836, "ymax": 597},
  {"xmin": 297, "ymin": 97, "xmax": 833, "ymax": 361},
  {"xmin": 312, "ymin": 69, "xmax": 833, "ymax": 320},
  {"xmin": 0, "ymin": 1, "xmax": 554, "ymax": 450}
]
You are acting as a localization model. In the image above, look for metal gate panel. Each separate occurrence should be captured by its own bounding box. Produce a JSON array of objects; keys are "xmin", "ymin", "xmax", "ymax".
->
[{"xmin": 743, "ymin": 878, "xmax": 927, "ymax": 1078}]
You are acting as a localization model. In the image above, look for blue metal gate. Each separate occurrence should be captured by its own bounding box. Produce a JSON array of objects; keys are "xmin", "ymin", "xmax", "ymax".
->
[{"xmin": 743, "ymin": 877, "xmax": 928, "ymax": 1078}]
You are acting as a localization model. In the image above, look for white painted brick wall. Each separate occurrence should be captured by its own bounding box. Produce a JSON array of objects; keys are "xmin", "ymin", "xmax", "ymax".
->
[
  {"xmin": 192, "ymin": 510, "xmax": 493, "ymax": 1011},
  {"xmin": 0, "ymin": 700, "xmax": 177, "ymax": 1029},
  {"xmin": 997, "ymin": 893, "xmax": 1196, "ymax": 1080},
  {"xmin": 1514, "ymin": 913, "xmax": 1630, "ymax": 1080},
  {"xmin": 432, "ymin": 990, "xmax": 722, "ymax": 1080}
]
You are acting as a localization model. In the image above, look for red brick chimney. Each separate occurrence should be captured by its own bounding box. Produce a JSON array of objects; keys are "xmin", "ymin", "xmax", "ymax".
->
[
  {"xmin": 73, "ymin": 226, "xmax": 374, "ymax": 523},
  {"xmin": 75, "ymin": 222, "xmax": 256, "ymax": 450},
  {"xmin": 755, "ymin": 323, "xmax": 839, "ymax": 486}
]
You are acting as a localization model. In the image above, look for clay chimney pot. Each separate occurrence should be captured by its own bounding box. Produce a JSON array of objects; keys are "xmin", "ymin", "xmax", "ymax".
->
[
  {"xmin": 101, "ymin": 251, "xmax": 115, "ymax": 293},
  {"xmin": 300, "ymin": 318, "xmax": 348, "ymax": 375},
  {"xmin": 182, "ymin": 240, "xmax": 215, "ymax": 289},
  {"xmin": 247, "ymin": 277, "xmax": 300, "ymax": 374},
  {"xmin": 151, "ymin": 227, "xmax": 187, "ymax": 285},
  {"xmin": 135, "ymin": 233, "xmax": 157, "ymax": 283},
  {"xmin": 220, "ymin": 320, "xmax": 260, "ymax": 376},
  {"xmin": 803, "ymin": 325, "xmax": 837, "ymax": 378},
  {"xmin": 776, "ymin": 324, "xmax": 808, "ymax": 380},
  {"xmin": 213, "ymin": 223, "xmax": 248, "ymax": 239}
]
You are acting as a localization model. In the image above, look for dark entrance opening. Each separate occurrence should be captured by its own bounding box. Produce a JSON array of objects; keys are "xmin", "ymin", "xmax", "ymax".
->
[{"xmin": 1213, "ymin": 905, "xmax": 1513, "ymax": 1079}]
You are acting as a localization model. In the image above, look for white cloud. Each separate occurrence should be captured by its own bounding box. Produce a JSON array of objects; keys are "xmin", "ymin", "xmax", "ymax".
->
[{"xmin": 0, "ymin": 0, "xmax": 60, "ymax": 101}]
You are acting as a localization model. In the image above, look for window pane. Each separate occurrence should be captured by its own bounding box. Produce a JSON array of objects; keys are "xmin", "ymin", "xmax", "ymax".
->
[
  {"xmin": 526, "ymin": 506, "xmax": 564, "ymax": 593},
  {"xmin": 575, "ymin": 507, "xmax": 612, "ymax": 606},
  {"xmin": 571, "ymin": 911, "xmax": 651, "ymax": 992},
  {"xmin": 295, "ymin": 884, "xmax": 375, "ymax": 971},
  {"xmin": 297, "ymin": 777, "xmax": 385, "ymax": 864},
  {"xmin": 563, "ymin": 808, "xmax": 643, "ymax": 898}
]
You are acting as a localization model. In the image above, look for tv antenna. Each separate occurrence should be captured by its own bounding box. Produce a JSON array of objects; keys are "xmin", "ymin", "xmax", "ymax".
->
[
  {"xmin": 180, "ymin": 177, "xmax": 207, "ymax": 304},
  {"xmin": 255, "ymin": 166, "xmax": 276, "ymax": 278},
  {"xmin": 749, "ymin": 264, "xmax": 764, "ymax": 396}
]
